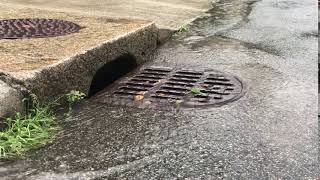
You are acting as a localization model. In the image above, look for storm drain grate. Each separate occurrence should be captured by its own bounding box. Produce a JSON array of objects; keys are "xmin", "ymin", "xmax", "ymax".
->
[
  {"xmin": 0, "ymin": 18, "xmax": 82, "ymax": 39},
  {"xmin": 95, "ymin": 67, "xmax": 246, "ymax": 108}
]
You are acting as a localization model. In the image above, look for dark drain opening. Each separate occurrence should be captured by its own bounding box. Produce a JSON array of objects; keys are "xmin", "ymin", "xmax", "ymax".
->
[{"xmin": 88, "ymin": 53, "xmax": 138, "ymax": 97}]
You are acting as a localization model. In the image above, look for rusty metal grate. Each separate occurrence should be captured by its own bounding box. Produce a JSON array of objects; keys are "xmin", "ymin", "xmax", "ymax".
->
[
  {"xmin": 0, "ymin": 18, "xmax": 82, "ymax": 39},
  {"xmin": 94, "ymin": 67, "xmax": 246, "ymax": 109}
]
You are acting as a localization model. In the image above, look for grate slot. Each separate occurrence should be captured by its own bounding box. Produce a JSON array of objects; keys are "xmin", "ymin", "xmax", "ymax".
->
[
  {"xmin": 155, "ymin": 90, "xmax": 186, "ymax": 96},
  {"xmin": 151, "ymin": 95, "xmax": 182, "ymax": 100},
  {"xmin": 194, "ymin": 94, "xmax": 210, "ymax": 98},
  {"xmin": 135, "ymin": 75, "xmax": 163, "ymax": 80},
  {"xmin": 130, "ymin": 78, "xmax": 158, "ymax": 83},
  {"xmin": 166, "ymin": 82, "xmax": 194, "ymax": 87},
  {"xmin": 119, "ymin": 86, "xmax": 149, "ymax": 91},
  {"xmin": 211, "ymin": 86, "xmax": 222, "ymax": 90},
  {"xmin": 141, "ymin": 72, "xmax": 167, "ymax": 76},
  {"xmin": 169, "ymin": 78, "xmax": 197, "ymax": 83},
  {"xmin": 173, "ymin": 74, "xmax": 202, "ymax": 79},
  {"xmin": 176, "ymin": 71, "xmax": 204, "ymax": 76},
  {"xmin": 209, "ymin": 74, "xmax": 225, "ymax": 77},
  {"xmin": 201, "ymin": 84, "xmax": 222, "ymax": 90},
  {"xmin": 203, "ymin": 81, "xmax": 234, "ymax": 86},
  {"xmin": 225, "ymin": 87, "xmax": 235, "ymax": 91},
  {"xmin": 126, "ymin": 82, "xmax": 154, "ymax": 88},
  {"xmin": 114, "ymin": 91, "xmax": 141, "ymax": 96},
  {"xmin": 202, "ymin": 90, "xmax": 230, "ymax": 95},
  {"xmin": 206, "ymin": 77, "xmax": 230, "ymax": 82},
  {"xmin": 144, "ymin": 68, "xmax": 172, "ymax": 73},
  {"xmin": 198, "ymin": 99, "xmax": 210, "ymax": 103},
  {"xmin": 160, "ymin": 86, "xmax": 190, "ymax": 92}
]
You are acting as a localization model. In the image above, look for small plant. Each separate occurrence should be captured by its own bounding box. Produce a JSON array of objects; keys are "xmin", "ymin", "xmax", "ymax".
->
[
  {"xmin": 179, "ymin": 25, "xmax": 189, "ymax": 33},
  {"xmin": 65, "ymin": 90, "xmax": 86, "ymax": 117},
  {"xmin": 191, "ymin": 87, "xmax": 206, "ymax": 96},
  {"xmin": 66, "ymin": 90, "xmax": 86, "ymax": 104},
  {"xmin": 172, "ymin": 24, "xmax": 189, "ymax": 39}
]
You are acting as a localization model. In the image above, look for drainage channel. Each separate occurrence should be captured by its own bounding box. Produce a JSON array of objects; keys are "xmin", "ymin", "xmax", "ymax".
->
[{"xmin": 92, "ymin": 66, "xmax": 246, "ymax": 109}]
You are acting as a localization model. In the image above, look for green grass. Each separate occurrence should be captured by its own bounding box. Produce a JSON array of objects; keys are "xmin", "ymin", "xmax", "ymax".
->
[
  {"xmin": 178, "ymin": 25, "xmax": 189, "ymax": 33},
  {"xmin": 172, "ymin": 25, "xmax": 189, "ymax": 39},
  {"xmin": 0, "ymin": 103, "xmax": 59, "ymax": 158},
  {"xmin": 0, "ymin": 90, "xmax": 85, "ymax": 158}
]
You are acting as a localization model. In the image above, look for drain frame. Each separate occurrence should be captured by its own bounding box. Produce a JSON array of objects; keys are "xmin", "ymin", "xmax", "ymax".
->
[{"xmin": 93, "ymin": 67, "xmax": 247, "ymax": 109}]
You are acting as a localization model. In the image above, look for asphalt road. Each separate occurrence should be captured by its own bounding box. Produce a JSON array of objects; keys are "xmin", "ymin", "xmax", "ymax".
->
[{"xmin": 1, "ymin": 0, "xmax": 318, "ymax": 179}]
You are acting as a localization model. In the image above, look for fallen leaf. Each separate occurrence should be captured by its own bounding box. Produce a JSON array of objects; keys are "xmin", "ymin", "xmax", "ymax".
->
[
  {"xmin": 137, "ymin": 91, "xmax": 146, "ymax": 95},
  {"xmin": 155, "ymin": 79, "xmax": 164, "ymax": 84},
  {"xmin": 134, "ymin": 95, "xmax": 144, "ymax": 101}
]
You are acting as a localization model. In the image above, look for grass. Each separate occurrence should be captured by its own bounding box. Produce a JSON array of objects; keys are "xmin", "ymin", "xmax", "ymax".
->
[
  {"xmin": 0, "ymin": 90, "xmax": 86, "ymax": 158},
  {"xmin": 0, "ymin": 101, "xmax": 59, "ymax": 158},
  {"xmin": 172, "ymin": 24, "xmax": 189, "ymax": 39},
  {"xmin": 178, "ymin": 25, "xmax": 189, "ymax": 33}
]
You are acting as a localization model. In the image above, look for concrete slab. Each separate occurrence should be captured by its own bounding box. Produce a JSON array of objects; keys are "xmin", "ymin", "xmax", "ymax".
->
[
  {"xmin": 0, "ymin": 7, "xmax": 158, "ymax": 118},
  {"xmin": 0, "ymin": 0, "xmax": 212, "ymax": 30},
  {"xmin": 0, "ymin": 8, "xmax": 153, "ymax": 75}
]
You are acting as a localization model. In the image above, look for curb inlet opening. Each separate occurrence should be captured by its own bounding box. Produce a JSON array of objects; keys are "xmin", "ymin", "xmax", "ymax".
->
[{"xmin": 88, "ymin": 53, "xmax": 138, "ymax": 97}]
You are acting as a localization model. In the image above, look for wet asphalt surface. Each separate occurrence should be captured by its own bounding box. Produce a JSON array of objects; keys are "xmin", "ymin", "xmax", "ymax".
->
[{"xmin": 0, "ymin": 0, "xmax": 318, "ymax": 179}]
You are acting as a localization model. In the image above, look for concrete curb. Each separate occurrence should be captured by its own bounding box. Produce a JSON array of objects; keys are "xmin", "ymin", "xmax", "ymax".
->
[
  {"xmin": 0, "ymin": 22, "xmax": 158, "ymax": 119},
  {"xmin": 23, "ymin": 23, "xmax": 158, "ymax": 103}
]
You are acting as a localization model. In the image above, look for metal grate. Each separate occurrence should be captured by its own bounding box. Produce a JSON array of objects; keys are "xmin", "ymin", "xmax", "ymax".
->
[
  {"xmin": 0, "ymin": 18, "xmax": 82, "ymax": 39},
  {"xmin": 94, "ymin": 67, "xmax": 246, "ymax": 109}
]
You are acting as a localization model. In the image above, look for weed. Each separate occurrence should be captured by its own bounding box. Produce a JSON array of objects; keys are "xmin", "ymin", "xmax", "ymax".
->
[
  {"xmin": 66, "ymin": 90, "xmax": 86, "ymax": 104},
  {"xmin": 65, "ymin": 90, "xmax": 86, "ymax": 117},
  {"xmin": 191, "ymin": 87, "xmax": 207, "ymax": 96},
  {"xmin": 172, "ymin": 25, "xmax": 189, "ymax": 39},
  {"xmin": 0, "ymin": 90, "xmax": 85, "ymax": 158},
  {"xmin": 179, "ymin": 25, "xmax": 189, "ymax": 33},
  {"xmin": 0, "ymin": 97, "xmax": 59, "ymax": 158}
]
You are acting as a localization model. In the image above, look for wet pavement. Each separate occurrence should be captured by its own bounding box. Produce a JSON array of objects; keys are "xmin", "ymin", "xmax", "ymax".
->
[{"xmin": 1, "ymin": 0, "xmax": 318, "ymax": 179}]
